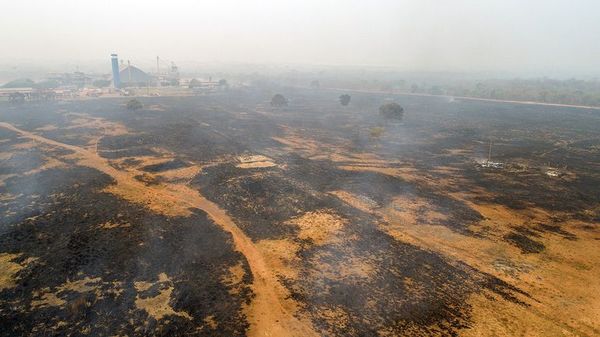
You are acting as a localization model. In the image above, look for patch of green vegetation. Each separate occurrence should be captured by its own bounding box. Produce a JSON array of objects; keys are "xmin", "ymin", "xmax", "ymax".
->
[
  {"xmin": 379, "ymin": 102, "xmax": 404, "ymax": 119},
  {"xmin": 369, "ymin": 127, "xmax": 385, "ymax": 139},
  {"xmin": 125, "ymin": 99, "xmax": 143, "ymax": 111}
]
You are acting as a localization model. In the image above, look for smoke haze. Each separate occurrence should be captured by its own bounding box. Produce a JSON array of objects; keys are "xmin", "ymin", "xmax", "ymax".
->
[{"xmin": 1, "ymin": 0, "xmax": 599, "ymax": 76}]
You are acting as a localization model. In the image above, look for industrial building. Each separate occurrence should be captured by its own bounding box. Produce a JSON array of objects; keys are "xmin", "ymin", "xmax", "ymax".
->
[
  {"xmin": 111, "ymin": 53, "xmax": 179, "ymax": 88},
  {"xmin": 111, "ymin": 54, "xmax": 152, "ymax": 88},
  {"xmin": 119, "ymin": 65, "xmax": 152, "ymax": 87}
]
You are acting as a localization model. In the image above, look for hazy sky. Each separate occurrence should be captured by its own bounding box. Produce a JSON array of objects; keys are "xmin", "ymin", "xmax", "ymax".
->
[{"xmin": 1, "ymin": 0, "xmax": 599, "ymax": 75}]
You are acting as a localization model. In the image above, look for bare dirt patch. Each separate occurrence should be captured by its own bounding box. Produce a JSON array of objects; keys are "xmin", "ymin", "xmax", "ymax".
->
[
  {"xmin": 135, "ymin": 273, "xmax": 192, "ymax": 321},
  {"xmin": 286, "ymin": 210, "xmax": 347, "ymax": 245},
  {"xmin": 0, "ymin": 253, "xmax": 29, "ymax": 291}
]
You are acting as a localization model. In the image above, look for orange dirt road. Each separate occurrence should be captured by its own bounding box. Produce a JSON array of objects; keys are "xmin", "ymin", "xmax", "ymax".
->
[{"xmin": 0, "ymin": 121, "xmax": 317, "ymax": 337}]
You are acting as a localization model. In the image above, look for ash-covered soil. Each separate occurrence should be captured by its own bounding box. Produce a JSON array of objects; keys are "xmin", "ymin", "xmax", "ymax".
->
[{"xmin": 1, "ymin": 88, "xmax": 599, "ymax": 336}]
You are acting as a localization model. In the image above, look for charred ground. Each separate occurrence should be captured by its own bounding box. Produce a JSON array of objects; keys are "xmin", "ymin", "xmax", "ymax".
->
[{"xmin": 1, "ymin": 88, "xmax": 599, "ymax": 336}]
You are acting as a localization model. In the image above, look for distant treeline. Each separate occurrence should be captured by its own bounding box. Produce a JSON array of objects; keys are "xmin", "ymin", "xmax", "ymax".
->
[
  {"xmin": 419, "ymin": 78, "xmax": 600, "ymax": 107},
  {"xmin": 309, "ymin": 77, "xmax": 600, "ymax": 107}
]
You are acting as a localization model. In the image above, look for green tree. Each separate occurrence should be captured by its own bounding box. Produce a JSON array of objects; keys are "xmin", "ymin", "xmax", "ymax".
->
[
  {"xmin": 379, "ymin": 102, "xmax": 404, "ymax": 119},
  {"xmin": 189, "ymin": 78, "xmax": 201, "ymax": 88},
  {"xmin": 271, "ymin": 94, "xmax": 288, "ymax": 107},
  {"xmin": 125, "ymin": 99, "xmax": 143, "ymax": 111},
  {"xmin": 339, "ymin": 94, "xmax": 351, "ymax": 106}
]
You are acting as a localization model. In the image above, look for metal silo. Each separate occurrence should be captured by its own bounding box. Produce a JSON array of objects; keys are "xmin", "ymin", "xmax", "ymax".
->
[{"xmin": 111, "ymin": 54, "xmax": 121, "ymax": 89}]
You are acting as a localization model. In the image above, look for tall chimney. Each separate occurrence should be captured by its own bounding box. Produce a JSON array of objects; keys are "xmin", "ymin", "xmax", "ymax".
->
[{"xmin": 111, "ymin": 53, "xmax": 121, "ymax": 89}]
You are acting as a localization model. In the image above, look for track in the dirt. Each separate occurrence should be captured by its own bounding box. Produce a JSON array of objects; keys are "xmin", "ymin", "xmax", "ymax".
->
[{"xmin": 0, "ymin": 121, "xmax": 317, "ymax": 337}]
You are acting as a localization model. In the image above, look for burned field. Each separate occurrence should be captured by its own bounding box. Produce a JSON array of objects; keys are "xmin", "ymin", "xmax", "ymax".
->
[{"xmin": 1, "ymin": 89, "xmax": 600, "ymax": 336}]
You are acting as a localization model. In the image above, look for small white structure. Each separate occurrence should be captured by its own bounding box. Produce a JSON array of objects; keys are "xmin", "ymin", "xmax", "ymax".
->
[
  {"xmin": 479, "ymin": 161, "xmax": 504, "ymax": 169},
  {"xmin": 545, "ymin": 169, "xmax": 560, "ymax": 177}
]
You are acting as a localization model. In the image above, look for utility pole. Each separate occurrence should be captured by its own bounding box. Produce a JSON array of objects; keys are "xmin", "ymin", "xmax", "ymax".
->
[
  {"xmin": 156, "ymin": 56, "xmax": 160, "ymax": 75},
  {"xmin": 487, "ymin": 139, "xmax": 493, "ymax": 163}
]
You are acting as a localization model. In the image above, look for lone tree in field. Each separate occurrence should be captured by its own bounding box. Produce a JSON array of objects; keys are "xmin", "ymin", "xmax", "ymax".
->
[
  {"xmin": 271, "ymin": 94, "xmax": 288, "ymax": 107},
  {"xmin": 126, "ymin": 98, "xmax": 143, "ymax": 111},
  {"xmin": 379, "ymin": 102, "xmax": 404, "ymax": 119},
  {"xmin": 339, "ymin": 94, "xmax": 351, "ymax": 106},
  {"xmin": 188, "ymin": 78, "xmax": 201, "ymax": 88}
]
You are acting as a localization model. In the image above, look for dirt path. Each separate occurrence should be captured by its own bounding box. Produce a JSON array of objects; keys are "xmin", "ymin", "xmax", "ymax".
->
[{"xmin": 0, "ymin": 121, "xmax": 317, "ymax": 337}]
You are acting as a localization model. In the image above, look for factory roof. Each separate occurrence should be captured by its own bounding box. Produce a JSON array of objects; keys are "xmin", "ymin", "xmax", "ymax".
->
[{"xmin": 118, "ymin": 65, "xmax": 152, "ymax": 85}]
